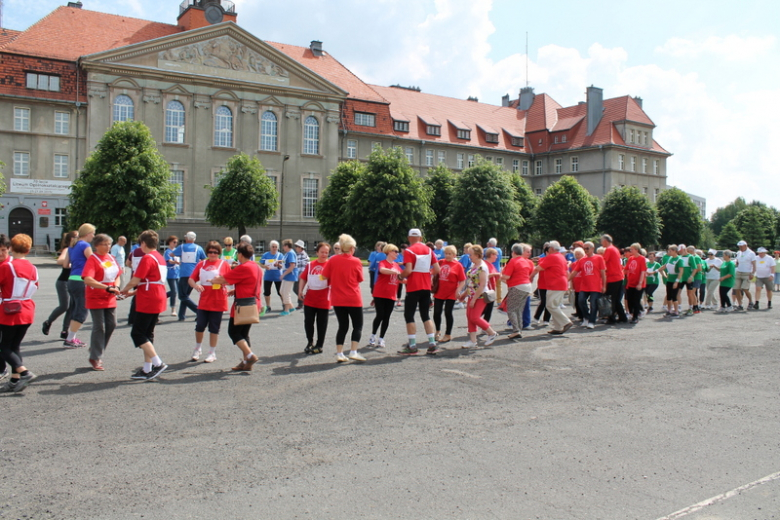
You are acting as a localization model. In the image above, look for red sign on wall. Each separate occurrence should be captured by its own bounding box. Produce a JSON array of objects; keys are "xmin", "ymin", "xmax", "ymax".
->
[
  {"xmin": 38, "ymin": 209, "xmax": 51, "ymax": 215},
  {"xmin": 41, "ymin": 201, "xmax": 48, "ymax": 208}
]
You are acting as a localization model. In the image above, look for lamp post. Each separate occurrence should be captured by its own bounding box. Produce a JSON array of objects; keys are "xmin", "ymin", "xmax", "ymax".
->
[{"xmin": 279, "ymin": 154, "xmax": 290, "ymax": 241}]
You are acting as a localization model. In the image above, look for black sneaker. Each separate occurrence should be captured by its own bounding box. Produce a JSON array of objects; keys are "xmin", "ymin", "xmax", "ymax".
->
[
  {"xmin": 311, "ymin": 346, "xmax": 323, "ymax": 355},
  {"xmin": 60, "ymin": 330, "xmax": 68, "ymax": 340},
  {"xmin": 148, "ymin": 363, "xmax": 168, "ymax": 380},
  {"xmin": 753, "ymin": 302, "xmax": 759, "ymax": 310},
  {"xmin": 42, "ymin": 320, "xmax": 51, "ymax": 335},
  {"xmin": 768, "ymin": 301, "xmax": 772, "ymax": 309},
  {"xmin": 0, "ymin": 379, "xmax": 19, "ymax": 393},
  {"xmin": 131, "ymin": 368, "xmax": 151, "ymax": 380},
  {"xmin": 13, "ymin": 372, "xmax": 36, "ymax": 392},
  {"xmin": 304, "ymin": 342, "xmax": 313, "ymax": 355}
]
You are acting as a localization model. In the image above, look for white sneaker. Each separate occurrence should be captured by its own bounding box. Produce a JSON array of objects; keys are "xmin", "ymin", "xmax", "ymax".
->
[
  {"xmin": 541, "ymin": 321, "xmax": 549, "ymax": 326},
  {"xmin": 483, "ymin": 333, "xmax": 499, "ymax": 346},
  {"xmin": 336, "ymin": 353, "xmax": 349, "ymax": 363},
  {"xmin": 204, "ymin": 352, "xmax": 217, "ymax": 363},
  {"xmin": 191, "ymin": 348, "xmax": 201, "ymax": 361},
  {"xmin": 586, "ymin": 323, "xmax": 595, "ymax": 329},
  {"xmin": 523, "ymin": 325, "xmax": 533, "ymax": 330},
  {"xmin": 581, "ymin": 321, "xmax": 590, "ymax": 328},
  {"xmin": 377, "ymin": 338, "xmax": 386, "ymax": 348},
  {"xmin": 368, "ymin": 334, "xmax": 377, "ymax": 346},
  {"xmin": 461, "ymin": 340, "xmax": 477, "ymax": 349},
  {"xmin": 559, "ymin": 304, "xmax": 566, "ymax": 309},
  {"xmin": 348, "ymin": 352, "xmax": 366, "ymax": 362}
]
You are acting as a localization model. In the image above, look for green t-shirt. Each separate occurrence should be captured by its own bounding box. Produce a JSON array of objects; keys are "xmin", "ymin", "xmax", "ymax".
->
[
  {"xmin": 662, "ymin": 254, "xmax": 680, "ymax": 283},
  {"xmin": 693, "ymin": 255, "xmax": 705, "ymax": 282},
  {"xmin": 221, "ymin": 248, "xmax": 237, "ymax": 262},
  {"xmin": 646, "ymin": 261, "xmax": 660, "ymax": 285},
  {"xmin": 720, "ymin": 261, "xmax": 736, "ymax": 288},
  {"xmin": 678, "ymin": 254, "xmax": 694, "ymax": 281}
]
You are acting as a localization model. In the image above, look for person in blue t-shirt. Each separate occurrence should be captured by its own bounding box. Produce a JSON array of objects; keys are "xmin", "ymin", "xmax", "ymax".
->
[
  {"xmin": 172, "ymin": 231, "xmax": 206, "ymax": 321},
  {"xmin": 279, "ymin": 239, "xmax": 299, "ymax": 316},
  {"xmin": 63, "ymin": 223, "xmax": 95, "ymax": 348},
  {"xmin": 433, "ymin": 240, "xmax": 446, "ymax": 261},
  {"xmin": 368, "ymin": 241, "xmax": 387, "ymax": 305},
  {"xmin": 260, "ymin": 240, "xmax": 285, "ymax": 312},
  {"xmin": 163, "ymin": 235, "xmax": 180, "ymax": 317}
]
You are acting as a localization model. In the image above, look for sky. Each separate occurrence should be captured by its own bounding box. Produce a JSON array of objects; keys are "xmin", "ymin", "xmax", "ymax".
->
[{"xmin": 4, "ymin": 0, "xmax": 780, "ymax": 217}]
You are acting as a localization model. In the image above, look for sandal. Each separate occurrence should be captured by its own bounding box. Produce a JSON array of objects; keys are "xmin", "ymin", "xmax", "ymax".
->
[
  {"xmin": 507, "ymin": 332, "xmax": 522, "ymax": 340},
  {"xmin": 440, "ymin": 335, "xmax": 452, "ymax": 343}
]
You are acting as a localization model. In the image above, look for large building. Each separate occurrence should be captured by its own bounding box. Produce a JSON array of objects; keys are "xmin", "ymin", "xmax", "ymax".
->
[{"xmin": 0, "ymin": 0, "xmax": 672, "ymax": 251}]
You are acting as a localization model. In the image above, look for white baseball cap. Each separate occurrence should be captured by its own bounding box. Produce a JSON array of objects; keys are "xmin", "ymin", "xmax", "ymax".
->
[
  {"xmin": 757, "ymin": 247, "xmax": 768, "ymax": 253},
  {"xmin": 294, "ymin": 240, "xmax": 305, "ymax": 248},
  {"xmin": 707, "ymin": 249, "xmax": 717, "ymax": 255},
  {"xmin": 408, "ymin": 228, "xmax": 422, "ymax": 237},
  {"xmin": 737, "ymin": 240, "xmax": 747, "ymax": 246}
]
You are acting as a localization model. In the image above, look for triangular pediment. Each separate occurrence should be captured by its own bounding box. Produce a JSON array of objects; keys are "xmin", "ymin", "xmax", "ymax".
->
[{"xmin": 81, "ymin": 23, "xmax": 347, "ymax": 98}]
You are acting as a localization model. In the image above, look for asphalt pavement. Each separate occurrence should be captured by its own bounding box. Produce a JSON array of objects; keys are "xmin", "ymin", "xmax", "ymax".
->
[{"xmin": 1, "ymin": 263, "xmax": 779, "ymax": 520}]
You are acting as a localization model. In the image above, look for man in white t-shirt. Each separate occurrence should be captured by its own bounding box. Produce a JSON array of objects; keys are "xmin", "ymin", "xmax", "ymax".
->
[
  {"xmin": 753, "ymin": 247, "xmax": 776, "ymax": 309},
  {"xmin": 703, "ymin": 249, "xmax": 722, "ymax": 309},
  {"xmin": 734, "ymin": 240, "xmax": 756, "ymax": 311}
]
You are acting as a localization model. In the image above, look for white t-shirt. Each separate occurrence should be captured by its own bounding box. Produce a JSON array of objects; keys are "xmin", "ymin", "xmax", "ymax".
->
[
  {"xmin": 755, "ymin": 255, "xmax": 776, "ymax": 278},
  {"xmin": 705, "ymin": 257, "xmax": 723, "ymax": 280},
  {"xmin": 735, "ymin": 249, "xmax": 756, "ymax": 273}
]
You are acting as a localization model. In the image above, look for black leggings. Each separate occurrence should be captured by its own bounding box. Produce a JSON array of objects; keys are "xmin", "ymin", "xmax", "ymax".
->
[
  {"xmin": 131, "ymin": 312, "xmax": 158, "ymax": 347},
  {"xmin": 482, "ymin": 301, "xmax": 494, "ymax": 323},
  {"xmin": 372, "ymin": 297, "xmax": 395, "ymax": 338},
  {"xmin": 404, "ymin": 290, "xmax": 431, "ymax": 324},
  {"xmin": 719, "ymin": 286, "xmax": 732, "ymax": 308},
  {"xmin": 0, "ymin": 324, "xmax": 30, "ymax": 373},
  {"xmin": 334, "ymin": 306, "xmax": 363, "ymax": 345},
  {"xmin": 227, "ymin": 317, "xmax": 252, "ymax": 346},
  {"xmin": 304, "ymin": 305, "xmax": 329, "ymax": 348},
  {"xmin": 534, "ymin": 289, "xmax": 551, "ymax": 321},
  {"xmin": 433, "ymin": 298, "xmax": 455, "ymax": 335},
  {"xmin": 626, "ymin": 287, "xmax": 644, "ymax": 319},
  {"xmin": 645, "ymin": 284, "xmax": 658, "ymax": 302}
]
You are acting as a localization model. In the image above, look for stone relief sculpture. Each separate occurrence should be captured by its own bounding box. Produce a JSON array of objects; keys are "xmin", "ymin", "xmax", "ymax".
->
[{"xmin": 159, "ymin": 36, "xmax": 289, "ymax": 78}]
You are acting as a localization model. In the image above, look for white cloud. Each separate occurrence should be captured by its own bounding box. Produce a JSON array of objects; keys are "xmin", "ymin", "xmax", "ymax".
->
[{"xmin": 655, "ymin": 35, "xmax": 776, "ymax": 61}]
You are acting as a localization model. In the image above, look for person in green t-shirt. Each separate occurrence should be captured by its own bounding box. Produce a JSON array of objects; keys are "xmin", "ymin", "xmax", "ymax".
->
[
  {"xmin": 659, "ymin": 244, "xmax": 682, "ymax": 317},
  {"xmin": 221, "ymin": 237, "xmax": 238, "ymax": 265},
  {"xmin": 644, "ymin": 252, "xmax": 661, "ymax": 312},
  {"xmin": 716, "ymin": 250, "xmax": 736, "ymax": 313},
  {"xmin": 678, "ymin": 245, "xmax": 701, "ymax": 315}
]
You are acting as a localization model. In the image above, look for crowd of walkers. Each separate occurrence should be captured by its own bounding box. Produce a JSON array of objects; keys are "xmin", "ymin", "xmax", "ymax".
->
[{"xmin": 1, "ymin": 223, "xmax": 776, "ymax": 392}]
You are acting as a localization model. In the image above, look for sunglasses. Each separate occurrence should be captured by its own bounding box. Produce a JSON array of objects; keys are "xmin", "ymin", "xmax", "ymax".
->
[{"xmin": 207, "ymin": 250, "xmax": 220, "ymax": 254}]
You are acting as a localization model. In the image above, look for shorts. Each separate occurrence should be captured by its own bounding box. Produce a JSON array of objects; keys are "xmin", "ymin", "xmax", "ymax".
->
[
  {"xmin": 404, "ymin": 290, "xmax": 432, "ymax": 324},
  {"xmin": 734, "ymin": 271, "xmax": 752, "ymax": 291},
  {"xmin": 263, "ymin": 280, "xmax": 281, "ymax": 297},
  {"xmin": 195, "ymin": 309, "xmax": 224, "ymax": 334},
  {"xmin": 665, "ymin": 282, "xmax": 679, "ymax": 302},
  {"xmin": 755, "ymin": 277, "xmax": 773, "ymax": 290},
  {"xmin": 680, "ymin": 281, "xmax": 695, "ymax": 290},
  {"xmin": 692, "ymin": 280, "xmax": 702, "ymax": 289}
]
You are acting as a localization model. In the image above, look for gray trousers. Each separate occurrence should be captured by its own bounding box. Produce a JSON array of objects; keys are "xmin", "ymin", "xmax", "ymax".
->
[
  {"xmin": 506, "ymin": 286, "xmax": 532, "ymax": 333},
  {"xmin": 89, "ymin": 307, "xmax": 116, "ymax": 361},
  {"xmin": 704, "ymin": 279, "xmax": 720, "ymax": 307}
]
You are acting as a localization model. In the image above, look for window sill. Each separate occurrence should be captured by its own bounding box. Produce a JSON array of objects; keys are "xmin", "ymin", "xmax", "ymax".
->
[
  {"xmin": 162, "ymin": 142, "xmax": 190, "ymax": 148},
  {"xmin": 257, "ymin": 150, "xmax": 281, "ymax": 155},
  {"xmin": 212, "ymin": 146, "xmax": 238, "ymax": 152},
  {"xmin": 301, "ymin": 154, "xmax": 323, "ymax": 158}
]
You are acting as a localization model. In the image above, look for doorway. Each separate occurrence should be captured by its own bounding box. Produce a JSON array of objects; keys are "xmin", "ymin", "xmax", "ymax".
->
[{"xmin": 9, "ymin": 207, "xmax": 34, "ymax": 240}]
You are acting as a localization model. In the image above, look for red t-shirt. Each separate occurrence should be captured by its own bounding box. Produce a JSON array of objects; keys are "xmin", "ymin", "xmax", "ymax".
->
[
  {"xmin": 322, "ymin": 253, "xmax": 364, "ymax": 307},
  {"xmin": 403, "ymin": 242, "xmax": 438, "ymax": 293},
  {"xmin": 486, "ymin": 262, "xmax": 497, "ymax": 290},
  {"xmin": 625, "ymin": 255, "xmax": 647, "ymax": 288},
  {"xmin": 300, "ymin": 259, "xmax": 331, "ymax": 309},
  {"xmin": 536, "ymin": 260, "xmax": 547, "ymax": 290},
  {"xmin": 434, "ymin": 259, "xmax": 465, "ymax": 300},
  {"xmin": 538, "ymin": 254, "xmax": 568, "ymax": 291},
  {"xmin": 0, "ymin": 258, "xmax": 38, "ymax": 325},
  {"xmin": 603, "ymin": 245, "xmax": 624, "ymax": 283},
  {"xmin": 373, "ymin": 259, "xmax": 402, "ymax": 301},
  {"xmin": 502, "ymin": 257, "xmax": 533, "ymax": 287},
  {"xmin": 134, "ymin": 251, "xmax": 167, "ymax": 315},
  {"xmin": 222, "ymin": 261, "xmax": 261, "ymax": 318},
  {"xmin": 83, "ymin": 253, "xmax": 120, "ymax": 309},
  {"xmin": 573, "ymin": 255, "xmax": 606, "ymax": 293},
  {"xmin": 191, "ymin": 259, "xmax": 232, "ymax": 312},
  {"xmin": 572, "ymin": 269, "xmax": 582, "ymax": 292}
]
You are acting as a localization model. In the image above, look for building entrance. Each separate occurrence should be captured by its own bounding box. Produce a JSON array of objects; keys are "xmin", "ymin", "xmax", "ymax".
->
[{"xmin": 9, "ymin": 207, "xmax": 34, "ymax": 239}]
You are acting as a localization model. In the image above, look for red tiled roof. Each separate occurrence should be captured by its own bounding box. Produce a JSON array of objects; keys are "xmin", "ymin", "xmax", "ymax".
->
[
  {"xmin": 525, "ymin": 93, "xmax": 561, "ymax": 133},
  {"xmin": 268, "ymin": 41, "xmax": 386, "ymax": 103},
  {"xmin": 370, "ymin": 85, "xmax": 527, "ymax": 152},
  {"xmin": 1, "ymin": 6, "xmax": 182, "ymax": 61},
  {"xmin": 0, "ymin": 29, "xmax": 22, "ymax": 47}
]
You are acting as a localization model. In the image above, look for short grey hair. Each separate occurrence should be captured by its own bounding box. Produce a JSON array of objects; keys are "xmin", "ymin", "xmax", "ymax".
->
[
  {"xmin": 511, "ymin": 243, "xmax": 523, "ymax": 256},
  {"xmin": 548, "ymin": 240, "xmax": 561, "ymax": 251},
  {"xmin": 185, "ymin": 231, "xmax": 196, "ymax": 241},
  {"xmin": 584, "ymin": 241, "xmax": 595, "ymax": 249},
  {"xmin": 487, "ymin": 238, "xmax": 498, "ymax": 247},
  {"xmin": 240, "ymin": 235, "xmax": 252, "ymax": 244},
  {"xmin": 269, "ymin": 240, "xmax": 279, "ymax": 248}
]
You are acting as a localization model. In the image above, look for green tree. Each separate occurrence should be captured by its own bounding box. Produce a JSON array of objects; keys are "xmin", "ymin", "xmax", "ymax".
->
[
  {"xmin": 717, "ymin": 221, "xmax": 742, "ymax": 249},
  {"xmin": 732, "ymin": 205, "xmax": 776, "ymax": 249},
  {"xmin": 597, "ymin": 186, "xmax": 661, "ymax": 248},
  {"xmin": 509, "ymin": 174, "xmax": 537, "ymax": 242},
  {"xmin": 424, "ymin": 164, "xmax": 456, "ymax": 241},
  {"xmin": 346, "ymin": 147, "xmax": 433, "ymax": 247},
  {"xmin": 204, "ymin": 153, "xmax": 278, "ymax": 238},
  {"xmin": 315, "ymin": 161, "xmax": 364, "ymax": 243},
  {"xmin": 699, "ymin": 224, "xmax": 716, "ymax": 250},
  {"xmin": 449, "ymin": 158, "xmax": 522, "ymax": 245},
  {"xmin": 68, "ymin": 121, "xmax": 176, "ymax": 240},
  {"xmin": 533, "ymin": 176, "xmax": 596, "ymax": 246},
  {"xmin": 0, "ymin": 160, "xmax": 6, "ymax": 197},
  {"xmin": 655, "ymin": 187, "xmax": 703, "ymax": 246},
  {"xmin": 709, "ymin": 197, "xmax": 747, "ymax": 236}
]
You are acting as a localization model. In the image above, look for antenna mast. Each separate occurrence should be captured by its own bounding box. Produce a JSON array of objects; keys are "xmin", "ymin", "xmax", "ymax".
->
[
  {"xmin": 1, "ymin": 0, "xmax": 4, "ymax": 29},
  {"xmin": 525, "ymin": 32, "xmax": 529, "ymax": 87}
]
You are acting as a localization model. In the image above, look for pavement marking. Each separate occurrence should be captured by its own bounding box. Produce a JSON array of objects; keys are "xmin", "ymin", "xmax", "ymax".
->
[
  {"xmin": 655, "ymin": 470, "xmax": 780, "ymax": 520},
  {"xmin": 440, "ymin": 369, "xmax": 480, "ymax": 379}
]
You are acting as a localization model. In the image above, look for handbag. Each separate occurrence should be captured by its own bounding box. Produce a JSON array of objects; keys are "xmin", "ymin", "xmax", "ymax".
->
[
  {"xmin": 597, "ymin": 294, "xmax": 612, "ymax": 318},
  {"xmin": 2, "ymin": 301, "xmax": 22, "ymax": 315},
  {"xmin": 481, "ymin": 289, "xmax": 496, "ymax": 303},
  {"xmin": 234, "ymin": 297, "xmax": 259, "ymax": 325}
]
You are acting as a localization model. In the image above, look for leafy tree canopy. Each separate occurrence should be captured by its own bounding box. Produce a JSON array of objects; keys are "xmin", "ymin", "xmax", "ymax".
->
[
  {"xmin": 68, "ymin": 121, "xmax": 176, "ymax": 240},
  {"xmin": 315, "ymin": 161, "xmax": 365, "ymax": 243},
  {"xmin": 0, "ymin": 160, "xmax": 6, "ymax": 197},
  {"xmin": 597, "ymin": 186, "xmax": 661, "ymax": 248},
  {"xmin": 508, "ymin": 174, "xmax": 537, "ymax": 242},
  {"xmin": 424, "ymin": 164, "xmax": 456, "ymax": 242},
  {"xmin": 449, "ymin": 158, "xmax": 522, "ymax": 245},
  {"xmin": 732, "ymin": 205, "xmax": 776, "ymax": 249},
  {"xmin": 717, "ymin": 221, "xmax": 742, "ymax": 250},
  {"xmin": 656, "ymin": 187, "xmax": 703, "ymax": 246},
  {"xmin": 533, "ymin": 176, "xmax": 596, "ymax": 247},
  {"xmin": 204, "ymin": 153, "xmax": 278, "ymax": 238},
  {"xmin": 709, "ymin": 197, "xmax": 747, "ymax": 236},
  {"xmin": 346, "ymin": 147, "xmax": 433, "ymax": 247}
]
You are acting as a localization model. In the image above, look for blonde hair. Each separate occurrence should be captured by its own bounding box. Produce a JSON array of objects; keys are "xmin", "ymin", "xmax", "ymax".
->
[
  {"xmin": 470, "ymin": 244, "xmax": 484, "ymax": 259},
  {"xmin": 630, "ymin": 242, "xmax": 642, "ymax": 251},
  {"xmin": 485, "ymin": 247, "xmax": 498, "ymax": 259},
  {"xmin": 339, "ymin": 234, "xmax": 356, "ymax": 253},
  {"xmin": 223, "ymin": 237, "xmax": 233, "ymax": 246},
  {"xmin": 444, "ymin": 245, "xmax": 457, "ymax": 255},
  {"xmin": 383, "ymin": 243, "xmax": 399, "ymax": 254},
  {"xmin": 78, "ymin": 223, "xmax": 96, "ymax": 237}
]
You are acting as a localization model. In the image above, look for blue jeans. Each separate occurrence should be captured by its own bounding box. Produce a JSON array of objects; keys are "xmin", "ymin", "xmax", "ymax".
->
[
  {"xmin": 177, "ymin": 276, "xmax": 198, "ymax": 319},
  {"xmin": 523, "ymin": 297, "xmax": 531, "ymax": 328},
  {"xmin": 167, "ymin": 278, "xmax": 178, "ymax": 308},
  {"xmin": 578, "ymin": 291, "xmax": 600, "ymax": 324}
]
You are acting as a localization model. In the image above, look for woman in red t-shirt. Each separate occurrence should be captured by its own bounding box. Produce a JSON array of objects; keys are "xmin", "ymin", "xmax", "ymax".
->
[
  {"xmin": 0, "ymin": 234, "xmax": 39, "ymax": 393},
  {"xmin": 624, "ymin": 243, "xmax": 647, "ymax": 323},
  {"xmin": 121, "ymin": 230, "xmax": 169, "ymax": 381},
  {"xmin": 213, "ymin": 243, "xmax": 262, "ymax": 372},
  {"xmin": 299, "ymin": 242, "xmax": 331, "ymax": 355},
  {"xmin": 188, "ymin": 240, "xmax": 232, "ymax": 363},
  {"xmin": 321, "ymin": 234, "xmax": 365, "ymax": 363},
  {"xmin": 370, "ymin": 243, "xmax": 404, "ymax": 348},
  {"xmin": 501, "ymin": 243, "xmax": 534, "ymax": 339},
  {"xmin": 533, "ymin": 243, "xmax": 552, "ymax": 325},
  {"xmin": 433, "ymin": 245, "xmax": 465, "ymax": 343},
  {"xmin": 82, "ymin": 234, "xmax": 122, "ymax": 371}
]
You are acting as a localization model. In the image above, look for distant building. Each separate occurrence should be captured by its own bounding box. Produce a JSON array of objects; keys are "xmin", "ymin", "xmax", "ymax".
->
[
  {"xmin": 686, "ymin": 192, "xmax": 707, "ymax": 219},
  {"xmin": 0, "ymin": 1, "xmax": 672, "ymax": 249}
]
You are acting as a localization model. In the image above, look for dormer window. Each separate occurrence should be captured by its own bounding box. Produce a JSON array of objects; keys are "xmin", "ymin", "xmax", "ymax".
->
[
  {"xmin": 426, "ymin": 125, "xmax": 441, "ymax": 136},
  {"xmin": 394, "ymin": 120, "xmax": 409, "ymax": 132},
  {"xmin": 354, "ymin": 112, "xmax": 376, "ymax": 127},
  {"xmin": 511, "ymin": 137, "xmax": 523, "ymax": 147},
  {"xmin": 457, "ymin": 129, "xmax": 471, "ymax": 140},
  {"xmin": 485, "ymin": 133, "xmax": 499, "ymax": 143},
  {"xmin": 561, "ymin": 134, "xmax": 567, "ymax": 143}
]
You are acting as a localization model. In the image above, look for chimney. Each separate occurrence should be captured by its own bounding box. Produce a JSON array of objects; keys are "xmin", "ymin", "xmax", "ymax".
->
[
  {"xmin": 518, "ymin": 86, "xmax": 535, "ymax": 111},
  {"xmin": 178, "ymin": 1, "xmax": 238, "ymax": 32},
  {"xmin": 67, "ymin": 1, "xmax": 83, "ymax": 7},
  {"xmin": 501, "ymin": 94, "xmax": 510, "ymax": 107},
  {"xmin": 310, "ymin": 40, "xmax": 324, "ymax": 57},
  {"xmin": 586, "ymin": 85, "xmax": 603, "ymax": 136},
  {"xmin": 633, "ymin": 96, "xmax": 643, "ymax": 108}
]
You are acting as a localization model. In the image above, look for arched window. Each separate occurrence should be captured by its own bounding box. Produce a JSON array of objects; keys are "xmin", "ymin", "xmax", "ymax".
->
[
  {"xmin": 260, "ymin": 111, "xmax": 277, "ymax": 151},
  {"xmin": 214, "ymin": 105, "xmax": 233, "ymax": 148},
  {"xmin": 303, "ymin": 116, "xmax": 319, "ymax": 155},
  {"xmin": 165, "ymin": 100, "xmax": 185, "ymax": 143},
  {"xmin": 113, "ymin": 94, "xmax": 134, "ymax": 122}
]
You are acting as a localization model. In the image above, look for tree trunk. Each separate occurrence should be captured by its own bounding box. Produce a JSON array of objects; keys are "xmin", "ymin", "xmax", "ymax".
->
[{"xmin": 238, "ymin": 225, "xmax": 246, "ymax": 239}]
